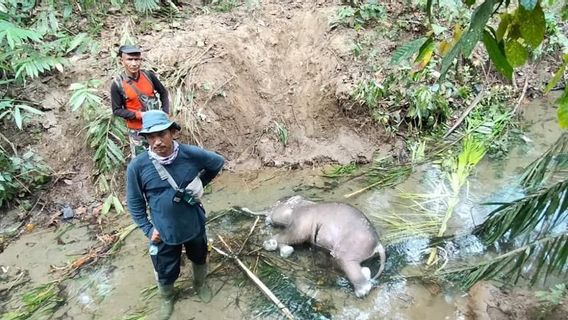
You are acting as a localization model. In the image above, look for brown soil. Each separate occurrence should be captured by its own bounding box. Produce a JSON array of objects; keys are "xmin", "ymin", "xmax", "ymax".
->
[
  {"xmin": 462, "ymin": 281, "xmax": 568, "ymax": 320},
  {"xmin": 41, "ymin": 0, "xmax": 398, "ymax": 174}
]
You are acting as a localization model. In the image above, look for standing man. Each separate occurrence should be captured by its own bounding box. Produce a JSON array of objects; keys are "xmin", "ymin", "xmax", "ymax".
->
[
  {"xmin": 126, "ymin": 110, "xmax": 224, "ymax": 320},
  {"xmin": 111, "ymin": 44, "xmax": 170, "ymax": 156}
]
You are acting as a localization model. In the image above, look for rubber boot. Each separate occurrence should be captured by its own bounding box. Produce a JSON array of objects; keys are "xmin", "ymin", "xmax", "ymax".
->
[
  {"xmin": 158, "ymin": 284, "xmax": 175, "ymax": 320},
  {"xmin": 192, "ymin": 262, "xmax": 212, "ymax": 303}
]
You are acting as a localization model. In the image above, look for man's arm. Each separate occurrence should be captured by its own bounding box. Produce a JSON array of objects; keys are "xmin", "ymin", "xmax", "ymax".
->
[
  {"xmin": 126, "ymin": 162, "xmax": 154, "ymax": 238},
  {"xmin": 110, "ymin": 81, "xmax": 139, "ymax": 120},
  {"xmin": 194, "ymin": 148, "xmax": 224, "ymax": 186},
  {"xmin": 147, "ymin": 71, "xmax": 170, "ymax": 114}
]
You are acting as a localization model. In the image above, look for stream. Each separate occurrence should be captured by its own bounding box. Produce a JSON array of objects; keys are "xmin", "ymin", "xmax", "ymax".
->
[{"xmin": 0, "ymin": 96, "xmax": 562, "ymax": 320}]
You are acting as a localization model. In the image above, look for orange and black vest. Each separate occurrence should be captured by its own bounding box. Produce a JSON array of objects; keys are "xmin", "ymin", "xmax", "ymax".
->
[{"xmin": 119, "ymin": 71, "xmax": 155, "ymax": 130}]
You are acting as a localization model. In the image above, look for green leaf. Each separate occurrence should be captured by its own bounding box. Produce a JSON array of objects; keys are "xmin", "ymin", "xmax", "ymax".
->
[
  {"xmin": 482, "ymin": 30, "xmax": 513, "ymax": 80},
  {"xmin": 102, "ymin": 194, "xmax": 113, "ymax": 215},
  {"xmin": 520, "ymin": 0, "xmax": 537, "ymax": 10},
  {"xmin": 133, "ymin": 0, "xmax": 160, "ymax": 13},
  {"xmin": 0, "ymin": 20, "xmax": 42, "ymax": 49},
  {"xmin": 17, "ymin": 104, "xmax": 43, "ymax": 115},
  {"xmin": 557, "ymin": 87, "xmax": 568, "ymax": 129},
  {"xmin": 462, "ymin": 0, "xmax": 496, "ymax": 57},
  {"xmin": 112, "ymin": 196, "xmax": 124, "ymax": 214},
  {"xmin": 14, "ymin": 106, "xmax": 22, "ymax": 129},
  {"xmin": 496, "ymin": 13, "xmax": 512, "ymax": 42},
  {"xmin": 439, "ymin": 0, "xmax": 496, "ymax": 79},
  {"xmin": 505, "ymin": 39, "xmax": 528, "ymax": 67},
  {"xmin": 413, "ymin": 38, "xmax": 436, "ymax": 71},
  {"xmin": 517, "ymin": 4, "xmax": 545, "ymax": 49},
  {"xmin": 390, "ymin": 37, "xmax": 428, "ymax": 65},
  {"xmin": 544, "ymin": 64, "xmax": 566, "ymax": 94}
]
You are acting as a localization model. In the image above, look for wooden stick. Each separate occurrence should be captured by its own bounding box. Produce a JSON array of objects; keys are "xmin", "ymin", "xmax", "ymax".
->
[
  {"xmin": 512, "ymin": 76, "xmax": 529, "ymax": 114},
  {"xmin": 237, "ymin": 216, "xmax": 260, "ymax": 255},
  {"xmin": 443, "ymin": 88, "xmax": 485, "ymax": 139},
  {"xmin": 211, "ymin": 246, "xmax": 295, "ymax": 320},
  {"xmin": 213, "ymin": 237, "xmax": 295, "ymax": 320}
]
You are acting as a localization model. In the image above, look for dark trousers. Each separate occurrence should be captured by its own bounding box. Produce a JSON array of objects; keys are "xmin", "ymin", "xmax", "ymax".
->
[{"xmin": 151, "ymin": 233, "xmax": 208, "ymax": 286}]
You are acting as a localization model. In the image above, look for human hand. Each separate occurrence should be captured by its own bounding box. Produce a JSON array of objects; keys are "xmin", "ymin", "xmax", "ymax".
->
[{"xmin": 151, "ymin": 228, "xmax": 161, "ymax": 243}]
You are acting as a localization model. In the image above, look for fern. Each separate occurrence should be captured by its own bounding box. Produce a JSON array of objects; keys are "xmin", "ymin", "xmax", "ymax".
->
[
  {"xmin": 133, "ymin": 0, "xmax": 160, "ymax": 13},
  {"xmin": 0, "ymin": 20, "xmax": 42, "ymax": 49},
  {"xmin": 86, "ymin": 110, "xmax": 127, "ymax": 193},
  {"xmin": 68, "ymin": 80, "xmax": 127, "ymax": 193},
  {"xmin": 13, "ymin": 53, "xmax": 66, "ymax": 80},
  {"xmin": 435, "ymin": 134, "xmax": 568, "ymax": 289},
  {"xmin": 439, "ymin": 233, "xmax": 568, "ymax": 289},
  {"xmin": 0, "ymin": 99, "xmax": 43, "ymax": 130},
  {"xmin": 32, "ymin": 9, "xmax": 59, "ymax": 35},
  {"xmin": 68, "ymin": 80, "xmax": 103, "ymax": 112}
]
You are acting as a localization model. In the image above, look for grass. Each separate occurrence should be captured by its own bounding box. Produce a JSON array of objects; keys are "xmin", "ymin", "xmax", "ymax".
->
[
  {"xmin": 321, "ymin": 162, "xmax": 358, "ymax": 178},
  {"xmin": 1, "ymin": 282, "xmax": 64, "ymax": 320}
]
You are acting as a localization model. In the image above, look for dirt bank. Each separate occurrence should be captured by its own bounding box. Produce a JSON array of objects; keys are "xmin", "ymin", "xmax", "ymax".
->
[{"xmin": 33, "ymin": 0, "xmax": 398, "ymax": 177}]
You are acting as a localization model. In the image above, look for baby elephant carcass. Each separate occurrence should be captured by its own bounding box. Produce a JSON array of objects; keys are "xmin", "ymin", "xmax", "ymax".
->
[{"xmin": 262, "ymin": 197, "xmax": 386, "ymax": 297}]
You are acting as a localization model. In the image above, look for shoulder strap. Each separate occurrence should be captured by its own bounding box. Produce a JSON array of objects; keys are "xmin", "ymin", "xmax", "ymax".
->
[
  {"xmin": 151, "ymin": 158, "xmax": 180, "ymax": 190},
  {"xmin": 151, "ymin": 157, "xmax": 203, "ymax": 202},
  {"xmin": 114, "ymin": 73, "xmax": 127, "ymax": 100}
]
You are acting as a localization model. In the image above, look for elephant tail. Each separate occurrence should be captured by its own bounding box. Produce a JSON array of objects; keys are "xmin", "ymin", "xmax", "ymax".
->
[{"xmin": 371, "ymin": 243, "xmax": 386, "ymax": 281}]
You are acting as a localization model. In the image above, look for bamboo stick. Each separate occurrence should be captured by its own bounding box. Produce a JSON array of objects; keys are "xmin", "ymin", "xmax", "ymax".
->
[
  {"xmin": 237, "ymin": 216, "xmax": 260, "ymax": 255},
  {"xmin": 212, "ymin": 244, "xmax": 295, "ymax": 320}
]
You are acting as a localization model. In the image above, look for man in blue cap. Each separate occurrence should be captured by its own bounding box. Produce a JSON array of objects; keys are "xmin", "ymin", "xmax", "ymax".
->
[
  {"xmin": 126, "ymin": 110, "xmax": 224, "ymax": 319},
  {"xmin": 111, "ymin": 44, "xmax": 170, "ymax": 156}
]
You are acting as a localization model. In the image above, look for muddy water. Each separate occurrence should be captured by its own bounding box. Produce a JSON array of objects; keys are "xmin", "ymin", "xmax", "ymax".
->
[{"xmin": 0, "ymin": 97, "xmax": 562, "ymax": 320}]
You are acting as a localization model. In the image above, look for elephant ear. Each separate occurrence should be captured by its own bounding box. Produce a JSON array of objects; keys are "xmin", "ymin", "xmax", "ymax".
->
[{"xmin": 271, "ymin": 207, "xmax": 294, "ymax": 226}]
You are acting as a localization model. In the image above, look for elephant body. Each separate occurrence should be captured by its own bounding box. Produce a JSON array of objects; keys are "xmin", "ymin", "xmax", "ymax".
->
[{"xmin": 263, "ymin": 196, "xmax": 386, "ymax": 297}]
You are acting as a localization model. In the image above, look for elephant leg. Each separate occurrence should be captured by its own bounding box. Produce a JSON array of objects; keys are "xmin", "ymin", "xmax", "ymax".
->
[
  {"xmin": 263, "ymin": 228, "xmax": 309, "ymax": 258},
  {"xmin": 337, "ymin": 258, "xmax": 372, "ymax": 298},
  {"xmin": 262, "ymin": 238, "xmax": 294, "ymax": 257}
]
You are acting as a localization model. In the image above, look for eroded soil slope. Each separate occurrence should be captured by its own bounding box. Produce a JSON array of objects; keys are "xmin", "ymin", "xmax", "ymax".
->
[{"xmin": 41, "ymin": 0, "xmax": 396, "ymax": 175}]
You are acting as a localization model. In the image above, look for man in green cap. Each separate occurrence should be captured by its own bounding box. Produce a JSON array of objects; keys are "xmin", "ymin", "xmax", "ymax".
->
[{"xmin": 126, "ymin": 110, "xmax": 224, "ymax": 319}]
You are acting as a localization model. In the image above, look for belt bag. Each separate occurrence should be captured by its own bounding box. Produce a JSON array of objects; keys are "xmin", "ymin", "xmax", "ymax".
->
[{"xmin": 151, "ymin": 159, "xmax": 204, "ymax": 204}]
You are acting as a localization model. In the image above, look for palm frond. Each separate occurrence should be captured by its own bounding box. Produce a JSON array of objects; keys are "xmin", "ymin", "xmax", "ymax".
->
[
  {"xmin": 133, "ymin": 0, "xmax": 160, "ymax": 13},
  {"xmin": 474, "ymin": 178, "xmax": 568, "ymax": 244},
  {"xmin": 0, "ymin": 20, "xmax": 42, "ymax": 49},
  {"xmin": 86, "ymin": 110, "xmax": 127, "ymax": 178},
  {"xmin": 438, "ymin": 233, "xmax": 568, "ymax": 289},
  {"xmin": 13, "ymin": 53, "xmax": 66, "ymax": 80},
  {"xmin": 520, "ymin": 132, "xmax": 568, "ymax": 190}
]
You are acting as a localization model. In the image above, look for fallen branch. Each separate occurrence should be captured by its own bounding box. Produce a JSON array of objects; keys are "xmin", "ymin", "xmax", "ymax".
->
[
  {"xmin": 237, "ymin": 216, "xmax": 260, "ymax": 255},
  {"xmin": 443, "ymin": 88, "xmax": 485, "ymax": 139},
  {"xmin": 213, "ymin": 235, "xmax": 295, "ymax": 320},
  {"xmin": 512, "ymin": 76, "xmax": 529, "ymax": 114}
]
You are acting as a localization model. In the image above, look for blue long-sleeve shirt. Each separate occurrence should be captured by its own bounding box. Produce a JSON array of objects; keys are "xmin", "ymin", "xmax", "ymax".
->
[{"xmin": 126, "ymin": 144, "xmax": 224, "ymax": 245}]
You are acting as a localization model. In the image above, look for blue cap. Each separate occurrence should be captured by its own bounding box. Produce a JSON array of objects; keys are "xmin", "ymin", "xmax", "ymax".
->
[{"xmin": 139, "ymin": 110, "xmax": 181, "ymax": 135}]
